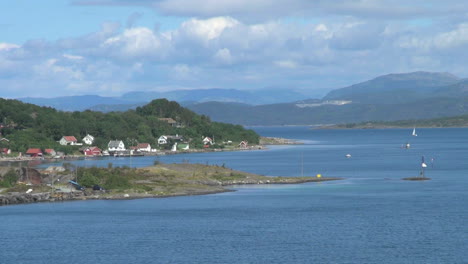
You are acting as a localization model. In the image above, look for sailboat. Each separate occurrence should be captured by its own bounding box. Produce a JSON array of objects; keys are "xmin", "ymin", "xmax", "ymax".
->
[
  {"xmin": 412, "ymin": 127, "xmax": 417, "ymax": 137},
  {"xmin": 420, "ymin": 156, "xmax": 427, "ymax": 178}
]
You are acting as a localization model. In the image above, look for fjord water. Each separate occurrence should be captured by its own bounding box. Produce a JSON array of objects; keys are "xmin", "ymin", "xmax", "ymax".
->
[{"xmin": 2, "ymin": 127, "xmax": 467, "ymax": 263}]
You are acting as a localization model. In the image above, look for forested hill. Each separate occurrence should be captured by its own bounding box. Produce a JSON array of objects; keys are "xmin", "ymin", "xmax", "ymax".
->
[{"xmin": 0, "ymin": 98, "xmax": 259, "ymax": 153}]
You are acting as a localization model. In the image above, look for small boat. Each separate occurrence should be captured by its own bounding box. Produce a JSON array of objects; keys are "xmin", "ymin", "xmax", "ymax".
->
[
  {"xmin": 420, "ymin": 156, "xmax": 427, "ymax": 178},
  {"xmin": 345, "ymin": 154, "xmax": 351, "ymax": 158},
  {"xmin": 405, "ymin": 143, "xmax": 410, "ymax": 149},
  {"xmin": 412, "ymin": 127, "xmax": 417, "ymax": 136}
]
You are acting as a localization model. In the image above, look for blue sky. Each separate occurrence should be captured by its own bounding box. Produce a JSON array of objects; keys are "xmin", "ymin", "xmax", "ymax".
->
[{"xmin": 1, "ymin": 0, "xmax": 467, "ymax": 98}]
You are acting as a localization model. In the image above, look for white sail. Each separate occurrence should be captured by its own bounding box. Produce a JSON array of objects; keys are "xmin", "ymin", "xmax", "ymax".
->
[
  {"xmin": 171, "ymin": 142, "xmax": 177, "ymax": 152},
  {"xmin": 412, "ymin": 128, "xmax": 417, "ymax": 136}
]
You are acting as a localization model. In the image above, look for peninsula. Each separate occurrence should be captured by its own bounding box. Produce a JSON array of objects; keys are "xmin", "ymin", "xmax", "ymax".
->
[{"xmin": 0, "ymin": 163, "xmax": 341, "ymax": 206}]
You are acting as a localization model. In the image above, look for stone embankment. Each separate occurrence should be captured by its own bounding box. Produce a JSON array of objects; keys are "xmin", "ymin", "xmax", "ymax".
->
[{"xmin": 0, "ymin": 191, "xmax": 100, "ymax": 206}]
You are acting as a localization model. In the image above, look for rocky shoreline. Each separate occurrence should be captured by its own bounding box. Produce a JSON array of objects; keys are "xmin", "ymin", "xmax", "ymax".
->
[
  {"xmin": 0, "ymin": 176, "xmax": 341, "ymax": 206},
  {"xmin": 259, "ymin": 137, "xmax": 301, "ymax": 145}
]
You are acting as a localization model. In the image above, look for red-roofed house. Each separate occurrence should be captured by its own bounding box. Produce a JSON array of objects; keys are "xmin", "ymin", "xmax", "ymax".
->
[
  {"xmin": 59, "ymin": 136, "xmax": 80, "ymax": 146},
  {"xmin": 137, "ymin": 143, "xmax": 151, "ymax": 152},
  {"xmin": 26, "ymin": 148, "xmax": 43, "ymax": 157},
  {"xmin": 1, "ymin": 148, "xmax": 11, "ymax": 155},
  {"xmin": 44, "ymin": 149, "xmax": 56, "ymax": 156},
  {"xmin": 82, "ymin": 147, "xmax": 102, "ymax": 156},
  {"xmin": 239, "ymin": 141, "xmax": 248, "ymax": 149},
  {"xmin": 202, "ymin": 137, "xmax": 213, "ymax": 145}
]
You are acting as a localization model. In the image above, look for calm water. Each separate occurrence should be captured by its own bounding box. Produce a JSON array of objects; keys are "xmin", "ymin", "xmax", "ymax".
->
[{"xmin": 1, "ymin": 127, "xmax": 467, "ymax": 263}]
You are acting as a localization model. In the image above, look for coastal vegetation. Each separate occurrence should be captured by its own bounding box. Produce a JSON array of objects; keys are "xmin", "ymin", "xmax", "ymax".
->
[
  {"xmin": 322, "ymin": 114, "xmax": 468, "ymax": 129},
  {"xmin": 0, "ymin": 163, "xmax": 341, "ymax": 205},
  {"xmin": 0, "ymin": 98, "xmax": 259, "ymax": 154}
]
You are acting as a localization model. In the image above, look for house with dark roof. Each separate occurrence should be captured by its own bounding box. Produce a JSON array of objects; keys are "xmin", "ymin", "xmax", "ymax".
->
[
  {"xmin": 158, "ymin": 135, "xmax": 184, "ymax": 145},
  {"xmin": 158, "ymin": 118, "xmax": 179, "ymax": 127},
  {"xmin": 82, "ymin": 134, "xmax": 95, "ymax": 145},
  {"xmin": 108, "ymin": 140, "xmax": 126, "ymax": 152}
]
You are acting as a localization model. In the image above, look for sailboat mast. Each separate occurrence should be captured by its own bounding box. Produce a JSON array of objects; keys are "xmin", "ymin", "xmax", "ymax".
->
[{"xmin": 301, "ymin": 153, "xmax": 304, "ymax": 177}]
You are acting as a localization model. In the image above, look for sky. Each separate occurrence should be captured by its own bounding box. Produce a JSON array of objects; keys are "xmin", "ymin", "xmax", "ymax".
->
[{"xmin": 1, "ymin": 0, "xmax": 468, "ymax": 98}]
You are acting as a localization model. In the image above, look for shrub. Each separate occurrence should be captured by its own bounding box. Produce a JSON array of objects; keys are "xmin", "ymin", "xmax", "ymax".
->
[{"xmin": 0, "ymin": 169, "xmax": 19, "ymax": 188}]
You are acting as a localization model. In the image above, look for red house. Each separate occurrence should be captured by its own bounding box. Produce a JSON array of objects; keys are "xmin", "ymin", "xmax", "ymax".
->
[
  {"xmin": 83, "ymin": 147, "xmax": 102, "ymax": 156},
  {"xmin": 26, "ymin": 148, "xmax": 43, "ymax": 157},
  {"xmin": 1, "ymin": 148, "xmax": 11, "ymax": 155}
]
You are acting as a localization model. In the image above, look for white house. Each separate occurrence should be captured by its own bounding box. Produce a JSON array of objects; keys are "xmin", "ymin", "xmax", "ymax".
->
[
  {"xmin": 82, "ymin": 134, "xmax": 95, "ymax": 145},
  {"xmin": 239, "ymin": 141, "xmax": 248, "ymax": 149},
  {"xmin": 158, "ymin": 135, "xmax": 184, "ymax": 145},
  {"xmin": 59, "ymin": 136, "xmax": 81, "ymax": 146},
  {"xmin": 136, "ymin": 143, "xmax": 151, "ymax": 152},
  {"xmin": 158, "ymin": 136, "xmax": 169, "ymax": 145},
  {"xmin": 108, "ymin": 140, "xmax": 126, "ymax": 152},
  {"xmin": 202, "ymin": 137, "xmax": 213, "ymax": 145}
]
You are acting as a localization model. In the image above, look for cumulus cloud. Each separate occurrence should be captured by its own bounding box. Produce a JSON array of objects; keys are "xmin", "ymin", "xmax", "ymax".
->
[
  {"xmin": 103, "ymin": 27, "xmax": 164, "ymax": 59},
  {"xmin": 0, "ymin": 43, "xmax": 20, "ymax": 51},
  {"xmin": 3, "ymin": 2, "xmax": 468, "ymax": 98}
]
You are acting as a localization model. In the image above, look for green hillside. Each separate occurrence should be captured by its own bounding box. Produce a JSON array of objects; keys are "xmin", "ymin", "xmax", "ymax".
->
[
  {"xmin": 0, "ymin": 98, "xmax": 259, "ymax": 153},
  {"xmin": 188, "ymin": 96, "xmax": 468, "ymax": 125},
  {"xmin": 324, "ymin": 114, "xmax": 468, "ymax": 129},
  {"xmin": 323, "ymin": 71, "xmax": 459, "ymax": 104}
]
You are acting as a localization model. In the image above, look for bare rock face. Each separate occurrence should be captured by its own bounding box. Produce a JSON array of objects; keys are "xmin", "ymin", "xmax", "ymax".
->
[{"xmin": 0, "ymin": 192, "xmax": 51, "ymax": 205}]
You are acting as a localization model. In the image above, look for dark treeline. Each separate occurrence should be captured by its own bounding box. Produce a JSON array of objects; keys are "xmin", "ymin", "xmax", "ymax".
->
[
  {"xmin": 334, "ymin": 114, "xmax": 468, "ymax": 129},
  {"xmin": 0, "ymin": 98, "xmax": 259, "ymax": 153}
]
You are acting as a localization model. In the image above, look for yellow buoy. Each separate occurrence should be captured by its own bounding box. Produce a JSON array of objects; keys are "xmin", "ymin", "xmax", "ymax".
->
[{"xmin": 316, "ymin": 174, "xmax": 321, "ymax": 178}]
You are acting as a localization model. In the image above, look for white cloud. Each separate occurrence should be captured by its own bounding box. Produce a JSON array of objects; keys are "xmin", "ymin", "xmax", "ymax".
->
[
  {"xmin": 3, "ymin": 6, "xmax": 468, "ymax": 98},
  {"xmin": 63, "ymin": 54, "xmax": 84, "ymax": 60},
  {"xmin": 103, "ymin": 27, "xmax": 164, "ymax": 58},
  {"xmin": 214, "ymin": 48, "xmax": 233, "ymax": 64},
  {"xmin": 33, "ymin": 58, "xmax": 84, "ymax": 81},
  {"xmin": 175, "ymin": 16, "xmax": 239, "ymax": 45},
  {"xmin": 0, "ymin": 43, "xmax": 20, "ymax": 51},
  {"xmin": 274, "ymin": 60, "xmax": 298, "ymax": 69}
]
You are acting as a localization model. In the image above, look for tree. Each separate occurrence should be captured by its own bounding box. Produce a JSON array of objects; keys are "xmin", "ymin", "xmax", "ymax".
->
[{"xmin": 0, "ymin": 169, "xmax": 19, "ymax": 187}]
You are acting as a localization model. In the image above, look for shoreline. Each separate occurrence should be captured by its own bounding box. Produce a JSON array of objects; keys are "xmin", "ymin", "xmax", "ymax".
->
[
  {"xmin": 0, "ymin": 177, "xmax": 342, "ymax": 207},
  {"xmin": 0, "ymin": 136, "xmax": 298, "ymax": 165},
  {"xmin": 316, "ymin": 124, "xmax": 468, "ymax": 130}
]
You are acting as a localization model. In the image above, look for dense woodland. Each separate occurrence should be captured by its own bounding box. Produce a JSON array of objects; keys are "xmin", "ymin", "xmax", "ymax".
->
[{"xmin": 0, "ymin": 98, "xmax": 259, "ymax": 153}]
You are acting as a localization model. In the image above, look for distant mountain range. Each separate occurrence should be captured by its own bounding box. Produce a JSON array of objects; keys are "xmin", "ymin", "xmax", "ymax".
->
[
  {"xmin": 323, "ymin": 72, "xmax": 461, "ymax": 104},
  {"xmin": 185, "ymin": 71, "xmax": 468, "ymax": 125},
  {"xmin": 16, "ymin": 71, "xmax": 468, "ymax": 125},
  {"xmin": 19, "ymin": 88, "xmax": 323, "ymax": 112}
]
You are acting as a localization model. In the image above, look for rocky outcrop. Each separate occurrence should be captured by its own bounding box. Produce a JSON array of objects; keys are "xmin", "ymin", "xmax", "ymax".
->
[
  {"xmin": 0, "ymin": 192, "xmax": 50, "ymax": 205},
  {"xmin": 0, "ymin": 191, "xmax": 85, "ymax": 206}
]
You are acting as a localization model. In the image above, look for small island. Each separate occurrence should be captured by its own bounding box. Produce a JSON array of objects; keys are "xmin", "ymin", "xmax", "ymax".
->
[
  {"xmin": 402, "ymin": 177, "xmax": 431, "ymax": 181},
  {"xmin": 0, "ymin": 163, "xmax": 341, "ymax": 206}
]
